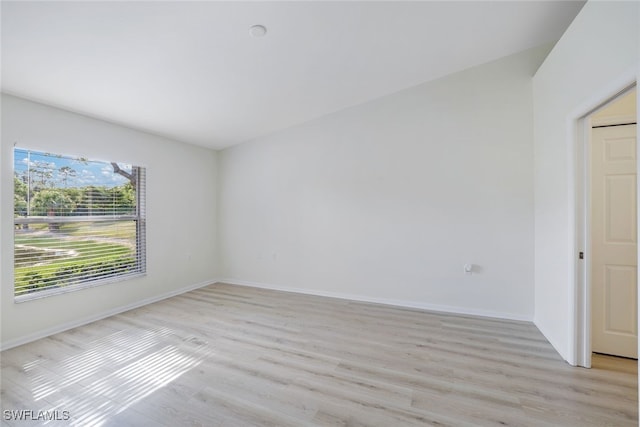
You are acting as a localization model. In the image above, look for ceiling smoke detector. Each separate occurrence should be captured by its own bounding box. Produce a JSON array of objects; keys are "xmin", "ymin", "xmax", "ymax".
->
[{"xmin": 249, "ymin": 25, "xmax": 267, "ymax": 38}]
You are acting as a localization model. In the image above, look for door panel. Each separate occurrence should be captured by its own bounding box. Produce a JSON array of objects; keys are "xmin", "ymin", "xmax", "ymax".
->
[
  {"xmin": 604, "ymin": 265, "xmax": 636, "ymax": 334},
  {"xmin": 591, "ymin": 124, "xmax": 637, "ymax": 359},
  {"xmin": 605, "ymin": 174, "xmax": 636, "ymax": 244}
]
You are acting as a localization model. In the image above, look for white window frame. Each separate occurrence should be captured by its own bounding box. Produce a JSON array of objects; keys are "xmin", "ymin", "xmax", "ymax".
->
[{"xmin": 13, "ymin": 150, "xmax": 146, "ymax": 302}]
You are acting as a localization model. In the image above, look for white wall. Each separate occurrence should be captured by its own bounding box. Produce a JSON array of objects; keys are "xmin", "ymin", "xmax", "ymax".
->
[
  {"xmin": 1, "ymin": 95, "xmax": 218, "ymax": 349},
  {"xmin": 533, "ymin": 1, "xmax": 639, "ymax": 363},
  {"xmin": 591, "ymin": 89, "xmax": 636, "ymax": 123},
  {"xmin": 218, "ymin": 46, "xmax": 551, "ymax": 321}
]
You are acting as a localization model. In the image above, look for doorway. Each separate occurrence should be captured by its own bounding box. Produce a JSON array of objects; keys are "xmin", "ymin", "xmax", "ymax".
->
[
  {"xmin": 577, "ymin": 85, "xmax": 637, "ymax": 367},
  {"xmin": 590, "ymin": 89, "xmax": 637, "ymax": 359}
]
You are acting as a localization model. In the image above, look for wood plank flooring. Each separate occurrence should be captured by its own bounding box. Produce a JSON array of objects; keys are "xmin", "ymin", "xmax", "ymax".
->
[{"xmin": 1, "ymin": 283, "xmax": 637, "ymax": 426}]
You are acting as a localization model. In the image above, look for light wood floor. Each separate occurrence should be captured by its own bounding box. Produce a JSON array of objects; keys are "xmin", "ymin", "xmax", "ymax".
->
[{"xmin": 1, "ymin": 283, "xmax": 637, "ymax": 426}]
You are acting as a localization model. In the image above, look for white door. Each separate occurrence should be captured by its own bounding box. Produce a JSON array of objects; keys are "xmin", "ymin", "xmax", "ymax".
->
[{"xmin": 591, "ymin": 123, "xmax": 638, "ymax": 359}]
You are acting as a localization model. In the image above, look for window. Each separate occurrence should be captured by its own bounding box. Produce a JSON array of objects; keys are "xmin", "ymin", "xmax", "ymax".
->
[{"xmin": 13, "ymin": 148, "xmax": 146, "ymax": 301}]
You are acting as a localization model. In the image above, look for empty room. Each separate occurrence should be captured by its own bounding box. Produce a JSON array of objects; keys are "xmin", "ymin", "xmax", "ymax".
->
[{"xmin": 1, "ymin": 1, "xmax": 639, "ymax": 426}]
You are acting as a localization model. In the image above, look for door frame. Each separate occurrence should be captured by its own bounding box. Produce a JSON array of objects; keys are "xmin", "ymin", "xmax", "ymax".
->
[{"xmin": 572, "ymin": 78, "xmax": 637, "ymax": 368}]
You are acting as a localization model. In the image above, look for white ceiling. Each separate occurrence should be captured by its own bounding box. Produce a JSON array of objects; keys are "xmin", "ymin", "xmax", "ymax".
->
[{"xmin": 1, "ymin": 1, "xmax": 585, "ymax": 150}]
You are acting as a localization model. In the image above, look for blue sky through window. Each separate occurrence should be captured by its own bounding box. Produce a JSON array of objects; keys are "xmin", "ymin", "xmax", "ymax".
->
[{"xmin": 14, "ymin": 148, "xmax": 131, "ymax": 188}]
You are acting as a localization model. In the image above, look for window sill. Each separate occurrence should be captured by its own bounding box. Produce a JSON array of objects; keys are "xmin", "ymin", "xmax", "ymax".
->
[{"xmin": 14, "ymin": 272, "xmax": 146, "ymax": 303}]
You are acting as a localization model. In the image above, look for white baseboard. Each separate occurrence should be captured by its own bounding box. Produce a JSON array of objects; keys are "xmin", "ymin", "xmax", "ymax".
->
[
  {"xmin": 218, "ymin": 278, "xmax": 533, "ymax": 322},
  {"xmin": 0, "ymin": 279, "xmax": 217, "ymax": 351},
  {"xmin": 1, "ymin": 277, "xmax": 532, "ymax": 351}
]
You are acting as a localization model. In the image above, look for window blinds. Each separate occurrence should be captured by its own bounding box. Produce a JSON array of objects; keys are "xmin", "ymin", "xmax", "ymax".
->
[{"xmin": 13, "ymin": 149, "xmax": 146, "ymax": 300}]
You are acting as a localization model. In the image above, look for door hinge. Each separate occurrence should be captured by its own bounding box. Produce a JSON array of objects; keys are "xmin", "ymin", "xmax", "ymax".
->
[{"xmin": 579, "ymin": 252, "xmax": 584, "ymax": 260}]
